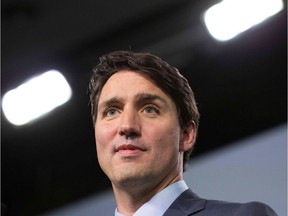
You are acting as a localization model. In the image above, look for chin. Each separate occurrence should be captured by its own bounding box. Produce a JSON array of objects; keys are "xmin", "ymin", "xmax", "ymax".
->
[{"xmin": 113, "ymin": 170, "xmax": 153, "ymax": 187}]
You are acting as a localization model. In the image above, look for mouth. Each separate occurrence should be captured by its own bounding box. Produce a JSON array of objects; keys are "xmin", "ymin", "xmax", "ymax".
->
[{"xmin": 115, "ymin": 144, "xmax": 146, "ymax": 157}]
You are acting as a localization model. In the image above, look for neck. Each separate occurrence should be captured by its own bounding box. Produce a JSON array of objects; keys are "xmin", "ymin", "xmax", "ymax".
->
[{"xmin": 112, "ymin": 174, "xmax": 182, "ymax": 216}]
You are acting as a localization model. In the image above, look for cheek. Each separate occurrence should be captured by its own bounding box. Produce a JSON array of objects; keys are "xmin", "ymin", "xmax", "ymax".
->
[
  {"xmin": 148, "ymin": 122, "xmax": 181, "ymax": 150},
  {"xmin": 95, "ymin": 125, "xmax": 113, "ymax": 171},
  {"xmin": 147, "ymin": 126, "xmax": 181, "ymax": 172},
  {"xmin": 95, "ymin": 123, "xmax": 114, "ymax": 152}
]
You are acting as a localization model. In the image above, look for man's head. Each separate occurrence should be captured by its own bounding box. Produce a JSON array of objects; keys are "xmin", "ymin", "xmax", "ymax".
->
[{"xmin": 89, "ymin": 51, "xmax": 199, "ymax": 172}]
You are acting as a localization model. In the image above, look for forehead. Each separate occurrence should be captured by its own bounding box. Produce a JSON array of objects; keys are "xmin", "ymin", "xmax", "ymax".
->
[{"xmin": 101, "ymin": 70, "xmax": 161, "ymax": 95}]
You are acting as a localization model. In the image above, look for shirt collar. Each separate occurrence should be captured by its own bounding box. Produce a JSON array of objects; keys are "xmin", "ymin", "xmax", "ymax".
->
[{"xmin": 115, "ymin": 180, "xmax": 188, "ymax": 216}]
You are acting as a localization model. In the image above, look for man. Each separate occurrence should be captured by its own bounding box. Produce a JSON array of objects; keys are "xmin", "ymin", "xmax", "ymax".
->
[{"xmin": 89, "ymin": 51, "xmax": 277, "ymax": 216}]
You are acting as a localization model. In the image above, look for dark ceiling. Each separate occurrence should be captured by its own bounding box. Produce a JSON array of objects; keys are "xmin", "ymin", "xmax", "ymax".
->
[{"xmin": 1, "ymin": 0, "xmax": 287, "ymax": 215}]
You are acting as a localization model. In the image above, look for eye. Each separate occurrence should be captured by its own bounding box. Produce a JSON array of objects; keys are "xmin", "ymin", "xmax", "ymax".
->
[
  {"xmin": 143, "ymin": 105, "xmax": 159, "ymax": 114},
  {"xmin": 105, "ymin": 108, "xmax": 119, "ymax": 117}
]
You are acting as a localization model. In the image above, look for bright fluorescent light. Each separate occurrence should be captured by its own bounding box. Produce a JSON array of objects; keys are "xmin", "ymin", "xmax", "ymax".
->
[
  {"xmin": 2, "ymin": 70, "xmax": 72, "ymax": 126},
  {"xmin": 203, "ymin": 0, "xmax": 284, "ymax": 41}
]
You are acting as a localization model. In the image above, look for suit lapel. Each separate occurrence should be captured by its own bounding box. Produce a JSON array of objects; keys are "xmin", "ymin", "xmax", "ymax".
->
[{"xmin": 163, "ymin": 189, "xmax": 206, "ymax": 216}]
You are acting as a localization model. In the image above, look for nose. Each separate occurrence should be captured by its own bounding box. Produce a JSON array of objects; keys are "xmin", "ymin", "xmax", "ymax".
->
[{"xmin": 118, "ymin": 108, "xmax": 140, "ymax": 139}]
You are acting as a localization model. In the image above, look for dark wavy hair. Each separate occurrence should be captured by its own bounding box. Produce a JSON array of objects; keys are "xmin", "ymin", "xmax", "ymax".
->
[{"xmin": 89, "ymin": 50, "xmax": 200, "ymax": 171}]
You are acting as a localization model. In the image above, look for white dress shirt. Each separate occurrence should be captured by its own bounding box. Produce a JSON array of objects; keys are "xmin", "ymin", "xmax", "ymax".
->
[{"xmin": 115, "ymin": 180, "xmax": 188, "ymax": 216}]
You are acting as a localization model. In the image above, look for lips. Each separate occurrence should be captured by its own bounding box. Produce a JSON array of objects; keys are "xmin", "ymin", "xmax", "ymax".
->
[{"xmin": 116, "ymin": 144, "xmax": 144, "ymax": 152}]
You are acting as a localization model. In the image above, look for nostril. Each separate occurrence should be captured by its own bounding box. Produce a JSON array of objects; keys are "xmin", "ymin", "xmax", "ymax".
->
[
  {"xmin": 126, "ymin": 132, "xmax": 139, "ymax": 139},
  {"xmin": 122, "ymin": 131, "xmax": 138, "ymax": 139},
  {"xmin": 119, "ymin": 128, "xmax": 140, "ymax": 139},
  {"xmin": 118, "ymin": 112, "xmax": 141, "ymax": 138}
]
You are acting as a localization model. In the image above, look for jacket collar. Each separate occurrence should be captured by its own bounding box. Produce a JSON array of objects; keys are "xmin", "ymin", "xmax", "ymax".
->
[{"xmin": 163, "ymin": 189, "xmax": 206, "ymax": 216}]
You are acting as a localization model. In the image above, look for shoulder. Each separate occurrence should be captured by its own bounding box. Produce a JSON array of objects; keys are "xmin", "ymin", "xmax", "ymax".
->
[
  {"xmin": 204, "ymin": 200, "xmax": 278, "ymax": 216},
  {"xmin": 170, "ymin": 189, "xmax": 278, "ymax": 216}
]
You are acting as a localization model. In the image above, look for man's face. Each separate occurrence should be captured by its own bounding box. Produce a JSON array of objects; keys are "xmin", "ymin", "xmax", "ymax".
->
[{"xmin": 95, "ymin": 70, "xmax": 190, "ymax": 189}]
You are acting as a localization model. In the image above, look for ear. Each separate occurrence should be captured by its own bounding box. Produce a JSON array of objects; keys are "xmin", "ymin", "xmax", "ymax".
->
[{"xmin": 179, "ymin": 121, "xmax": 197, "ymax": 152}]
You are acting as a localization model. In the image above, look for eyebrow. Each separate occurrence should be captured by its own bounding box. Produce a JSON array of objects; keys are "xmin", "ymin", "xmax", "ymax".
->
[
  {"xmin": 98, "ymin": 97, "xmax": 122, "ymax": 112},
  {"xmin": 134, "ymin": 92, "xmax": 167, "ymax": 105},
  {"xmin": 98, "ymin": 93, "xmax": 168, "ymax": 112}
]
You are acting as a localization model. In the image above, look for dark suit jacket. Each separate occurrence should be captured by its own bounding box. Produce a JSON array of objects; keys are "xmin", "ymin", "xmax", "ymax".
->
[{"xmin": 163, "ymin": 189, "xmax": 278, "ymax": 216}]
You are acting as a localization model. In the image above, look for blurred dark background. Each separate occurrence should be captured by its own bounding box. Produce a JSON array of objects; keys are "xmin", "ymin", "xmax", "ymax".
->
[{"xmin": 1, "ymin": 0, "xmax": 287, "ymax": 215}]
